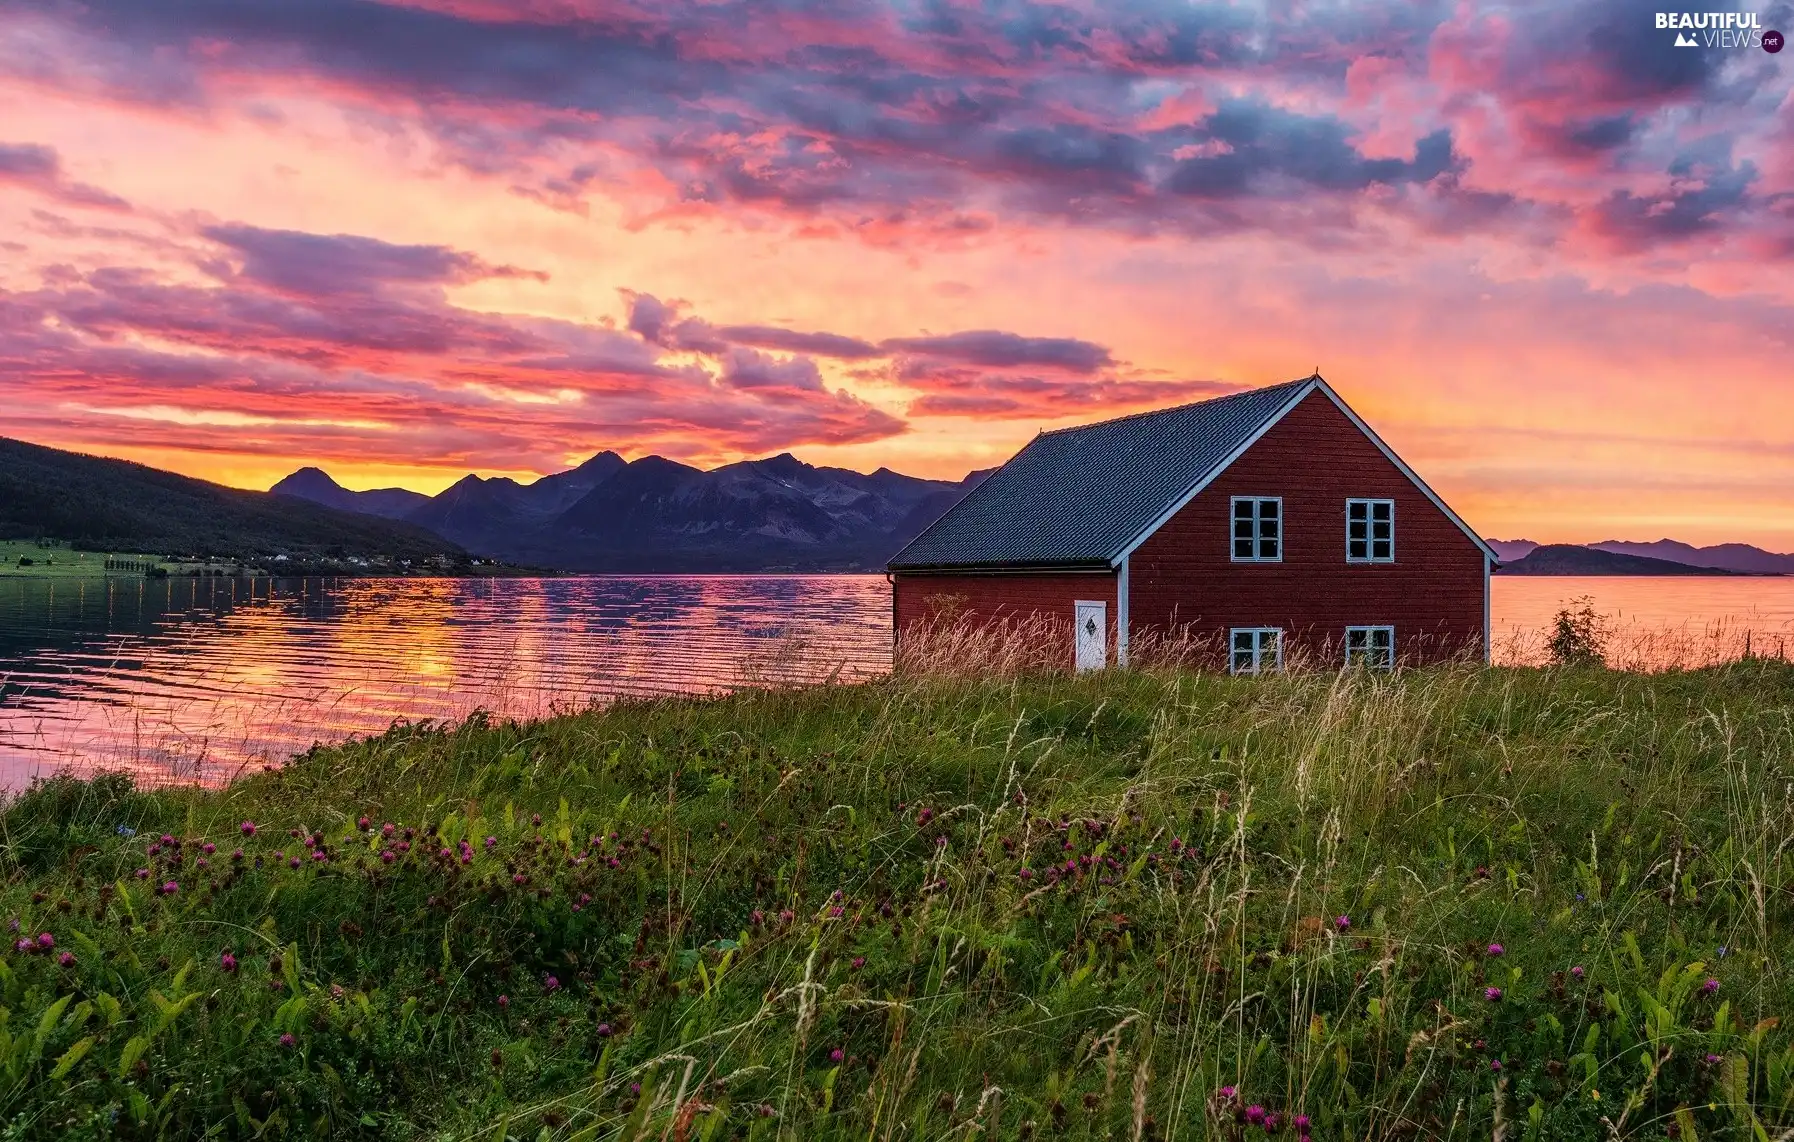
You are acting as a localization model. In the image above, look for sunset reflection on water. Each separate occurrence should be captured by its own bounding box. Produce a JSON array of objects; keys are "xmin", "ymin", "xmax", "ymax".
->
[{"xmin": 0, "ymin": 575, "xmax": 891, "ymax": 788}]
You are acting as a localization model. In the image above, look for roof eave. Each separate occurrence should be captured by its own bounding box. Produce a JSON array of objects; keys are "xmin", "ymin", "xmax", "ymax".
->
[{"xmin": 888, "ymin": 559, "xmax": 1116, "ymax": 574}]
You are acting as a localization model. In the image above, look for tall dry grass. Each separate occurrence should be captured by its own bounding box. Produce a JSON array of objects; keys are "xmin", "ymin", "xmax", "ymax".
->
[{"xmin": 2, "ymin": 646, "xmax": 1794, "ymax": 1138}]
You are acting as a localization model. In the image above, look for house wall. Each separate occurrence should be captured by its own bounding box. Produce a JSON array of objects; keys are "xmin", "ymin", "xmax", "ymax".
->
[
  {"xmin": 1127, "ymin": 389, "xmax": 1487, "ymax": 667},
  {"xmin": 892, "ymin": 570, "xmax": 1120, "ymax": 669}
]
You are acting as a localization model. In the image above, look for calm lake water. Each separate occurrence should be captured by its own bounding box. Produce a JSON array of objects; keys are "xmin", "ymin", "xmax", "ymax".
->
[{"xmin": 1, "ymin": 573, "xmax": 1791, "ymax": 788}]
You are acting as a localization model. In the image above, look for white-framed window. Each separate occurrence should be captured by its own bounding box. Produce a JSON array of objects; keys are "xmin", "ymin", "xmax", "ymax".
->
[
  {"xmin": 1230, "ymin": 627, "xmax": 1283, "ymax": 674},
  {"xmin": 1345, "ymin": 625, "xmax": 1395, "ymax": 670},
  {"xmin": 1231, "ymin": 497, "xmax": 1282, "ymax": 562},
  {"xmin": 1346, "ymin": 498, "xmax": 1394, "ymax": 563}
]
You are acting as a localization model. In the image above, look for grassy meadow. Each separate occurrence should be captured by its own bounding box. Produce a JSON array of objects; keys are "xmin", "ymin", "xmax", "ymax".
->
[
  {"xmin": 0, "ymin": 541, "xmax": 153, "ymax": 580},
  {"xmin": 2, "ymin": 654, "xmax": 1794, "ymax": 1139}
]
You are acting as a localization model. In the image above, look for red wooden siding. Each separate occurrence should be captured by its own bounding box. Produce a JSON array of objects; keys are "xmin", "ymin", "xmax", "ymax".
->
[
  {"xmin": 893, "ymin": 571, "xmax": 1120, "ymax": 668},
  {"xmin": 1127, "ymin": 389, "xmax": 1485, "ymax": 666}
]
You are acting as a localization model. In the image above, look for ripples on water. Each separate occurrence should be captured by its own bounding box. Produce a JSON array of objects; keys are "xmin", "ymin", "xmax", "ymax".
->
[
  {"xmin": 2, "ymin": 573, "xmax": 1792, "ymax": 789},
  {"xmin": 0, "ymin": 575, "xmax": 892, "ymax": 788}
]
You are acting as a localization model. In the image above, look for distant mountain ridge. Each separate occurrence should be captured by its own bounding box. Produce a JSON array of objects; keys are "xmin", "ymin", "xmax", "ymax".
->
[
  {"xmin": 269, "ymin": 468, "xmax": 431, "ymax": 520},
  {"xmin": 0, "ymin": 436, "xmax": 463, "ymax": 566},
  {"xmin": 1588, "ymin": 539, "xmax": 1794, "ymax": 575},
  {"xmin": 273, "ymin": 452, "xmax": 990, "ymax": 572},
  {"xmin": 1487, "ymin": 537, "xmax": 1793, "ymax": 575},
  {"xmin": 1495, "ymin": 544, "xmax": 1741, "ymax": 576}
]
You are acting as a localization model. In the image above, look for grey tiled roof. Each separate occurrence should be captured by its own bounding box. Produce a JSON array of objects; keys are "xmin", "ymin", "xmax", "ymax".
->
[{"xmin": 889, "ymin": 378, "xmax": 1314, "ymax": 571}]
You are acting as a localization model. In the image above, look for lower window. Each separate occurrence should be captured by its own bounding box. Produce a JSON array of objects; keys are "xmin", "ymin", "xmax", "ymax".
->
[
  {"xmin": 1230, "ymin": 627, "xmax": 1282, "ymax": 674},
  {"xmin": 1345, "ymin": 625, "xmax": 1395, "ymax": 670}
]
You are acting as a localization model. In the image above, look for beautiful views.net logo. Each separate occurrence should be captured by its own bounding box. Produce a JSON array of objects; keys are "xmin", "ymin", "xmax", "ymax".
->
[{"xmin": 1655, "ymin": 11, "xmax": 1783, "ymax": 51}]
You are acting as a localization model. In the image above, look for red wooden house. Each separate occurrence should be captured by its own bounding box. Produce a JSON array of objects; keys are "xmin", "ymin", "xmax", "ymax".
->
[{"xmin": 887, "ymin": 374, "xmax": 1496, "ymax": 671}]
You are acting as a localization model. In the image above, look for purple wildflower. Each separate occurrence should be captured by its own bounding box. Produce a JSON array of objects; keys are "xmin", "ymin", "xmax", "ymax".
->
[
  {"xmin": 1702, "ymin": 978, "xmax": 1720, "ymax": 995},
  {"xmin": 201, "ymin": 842, "xmax": 216, "ymax": 855},
  {"xmin": 1263, "ymin": 1114, "xmax": 1280, "ymax": 1134},
  {"xmin": 543, "ymin": 974, "xmax": 560, "ymax": 992},
  {"xmin": 357, "ymin": 816, "xmax": 370, "ymax": 830},
  {"xmin": 829, "ymin": 1047, "xmax": 845, "ymax": 1063},
  {"xmin": 1490, "ymin": 1059, "xmax": 1502, "ymax": 1072},
  {"xmin": 1487, "ymin": 943, "xmax": 1504, "ymax": 957},
  {"xmin": 312, "ymin": 850, "xmax": 327, "ymax": 862},
  {"xmin": 485, "ymin": 836, "xmax": 497, "ymax": 849},
  {"xmin": 497, "ymin": 995, "xmax": 509, "ymax": 1009},
  {"xmin": 1706, "ymin": 1053, "xmax": 1722, "ymax": 1064},
  {"xmin": 58, "ymin": 952, "xmax": 75, "ymax": 967},
  {"xmin": 12, "ymin": 939, "xmax": 29, "ymax": 953},
  {"xmin": 134, "ymin": 868, "xmax": 150, "ymax": 879},
  {"xmin": 1245, "ymin": 1105, "xmax": 1266, "ymax": 1124},
  {"xmin": 278, "ymin": 1033, "xmax": 296, "ymax": 1048},
  {"xmin": 1335, "ymin": 915, "xmax": 1351, "ymax": 932},
  {"xmin": 221, "ymin": 952, "xmax": 238, "ymax": 973},
  {"xmin": 852, "ymin": 956, "xmax": 865, "ymax": 970},
  {"xmin": 1571, "ymin": 965, "xmax": 1585, "ymax": 979},
  {"xmin": 162, "ymin": 881, "xmax": 178, "ymax": 895},
  {"xmin": 380, "ymin": 850, "xmax": 395, "ymax": 864},
  {"xmin": 597, "ymin": 1022, "xmax": 612, "ymax": 1037},
  {"xmin": 160, "ymin": 834, "xmax": 174, "ymax": 845},
  {"xmin": 288, "ymin": 857, "xmax": 301, "ymax": 869},
  {"xmin": 231, "ymin": 849, "xmax": 243, "ymax": 861},
  {"xmin": 382, "ymin": 822, "xmax": 395, "ymax": 837},
  {"xmin": 36, "ymin": 933, "xmax": 54, "ymax": 950},
  {"xmin": 1293, "ymin": 1115, "xmax": 1311, "ymax": 1131},
  {"xmin": 240, "ymin": 820, "xmax": 256, "ymax": 836},
  {"xmin": 1485, "ymin": 987, "xmax": 1502, "ymax": 1002},
  {"xmin": 1217, "ymin": 1086, "xmax": 1236, "ymax": 1099}
]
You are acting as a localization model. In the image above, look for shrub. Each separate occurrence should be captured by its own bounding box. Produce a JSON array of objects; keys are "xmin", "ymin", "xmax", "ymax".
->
[{"xmin": 1547, "ymin": 595, "xmax": 1608, "ymax": 666}]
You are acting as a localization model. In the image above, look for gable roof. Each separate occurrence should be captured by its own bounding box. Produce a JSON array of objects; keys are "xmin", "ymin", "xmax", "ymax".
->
[{"xmin": 887, "ymin": 375, "xmax": 1497, "ymax": 571}]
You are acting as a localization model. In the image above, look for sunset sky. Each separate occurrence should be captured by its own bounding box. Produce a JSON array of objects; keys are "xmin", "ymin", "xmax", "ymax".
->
[{"xmin": 1, "ymin": 0, "xmax": 1791, "ymax": 547}]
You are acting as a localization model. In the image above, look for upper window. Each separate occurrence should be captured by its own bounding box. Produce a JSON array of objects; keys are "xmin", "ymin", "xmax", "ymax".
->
[
  {"xmin": 1231, "ymin": 497, "xmax": 1282, "ymax": 562},
  {"xmin": 1345, "ymin": 625, "xmax": 1395, "ymax": 670},
  {"xmin": 1231, "ymin": 627, "xmax": 1283, "ymax": 674},
  {"xmin": 1346, "ymin": 498, "xmax": 1394, "ymax": 563}
]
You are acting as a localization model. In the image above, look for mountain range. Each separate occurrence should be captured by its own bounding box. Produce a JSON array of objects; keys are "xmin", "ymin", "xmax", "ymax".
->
[
  {"xmin": 1488, "ymin": 538, "xmax": 1794, "ymax": 575},
  {"xmin": 0, "ymin": 435, "xmax": 463, "ymax": 567},
  {"xmin": 7, "ymin": 429, "xmax": 1785, "ymax": 577},
  {"xmin": 271, "ymin": 453, "xmax": 988, "ymax": 572}
]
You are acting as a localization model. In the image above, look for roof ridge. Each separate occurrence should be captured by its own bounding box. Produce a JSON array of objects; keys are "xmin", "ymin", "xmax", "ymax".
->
[{"xmin": 1037, "ymin": 375, "xmax": 1317, "ymax": 437}]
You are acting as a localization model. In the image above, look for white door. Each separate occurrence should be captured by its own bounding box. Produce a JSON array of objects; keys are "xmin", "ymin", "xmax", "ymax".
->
[{"xmin": 1074, "ymin": 600, "xmax": 1107, "ymax": 672}]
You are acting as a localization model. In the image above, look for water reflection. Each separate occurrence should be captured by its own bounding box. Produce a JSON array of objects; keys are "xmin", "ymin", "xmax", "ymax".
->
[{"xmin": 0, "ymin": 575, "xmax": 890, "ymax": 788}]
